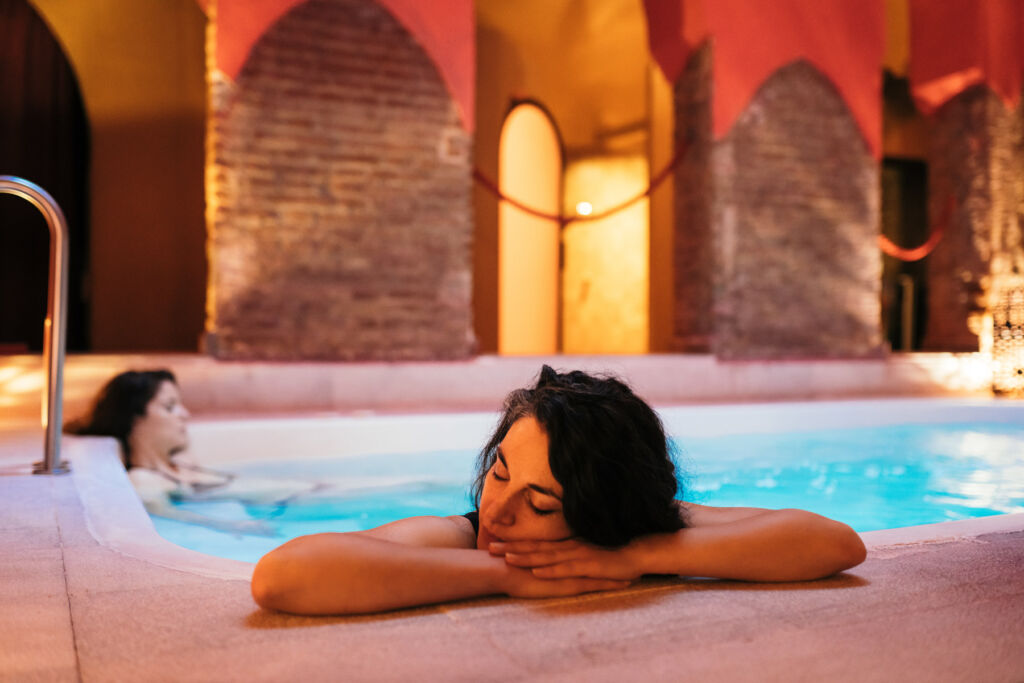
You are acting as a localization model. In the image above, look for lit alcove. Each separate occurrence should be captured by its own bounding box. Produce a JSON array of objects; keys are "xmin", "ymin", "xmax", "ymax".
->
[
  {"xmin": 498, "ymin": 103, "xmax": 562, "ymax": 354},
  {"xmin": 562, "ymin": 156, "xmax": 649, "ymax": 354}
]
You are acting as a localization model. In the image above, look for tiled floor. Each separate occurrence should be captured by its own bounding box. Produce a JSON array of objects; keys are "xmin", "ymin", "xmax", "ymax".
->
[
  {"xmin": 3, "ymin": 451, "xmax": 1023, "ymax": 682},
  {"xmin": 1, "ymin": 353, "xmax": 1020, "ymax": 681}
]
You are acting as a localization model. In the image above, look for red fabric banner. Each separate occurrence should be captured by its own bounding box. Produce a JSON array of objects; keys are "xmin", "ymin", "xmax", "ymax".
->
[
  {"xmin": 204, "ymin": 0, "xmax": 474, "ymax": 130},
  {"xmin": 909, "ymin": 0, "xmax": 1024, "ymax": 114},
  {"xmin": 644, "ymin": 0, "xmax": 885, "ymax": 159}
]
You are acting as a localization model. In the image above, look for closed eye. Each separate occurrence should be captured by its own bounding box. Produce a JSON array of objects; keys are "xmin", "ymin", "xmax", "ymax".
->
[
  {"xmin": 494, "ymin": 447, "xmax": 561, "ymax": 516},
  {"xmin": 491, "ymin": 455, "xmax": 509, "ymax": 481}
]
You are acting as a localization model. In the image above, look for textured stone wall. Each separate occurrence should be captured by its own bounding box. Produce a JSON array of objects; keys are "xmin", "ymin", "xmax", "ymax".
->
[
  {"xmin": 674, "ymin": 55, "xmax": 882, "ymax": 359},
  {"xmin": 923, "ymin": 88, "xmax": 1024, "ymax": 351},
  {"xmin": 712, "ymin": 61, "xmax": 882, "ymax": 358},
  {"xmin": 207, "ymin": 0, "xmax": 474, "ymax": 360},
  {"xmin": 672, "ymin": 43, "xmax": 714, "ymax": 352}
]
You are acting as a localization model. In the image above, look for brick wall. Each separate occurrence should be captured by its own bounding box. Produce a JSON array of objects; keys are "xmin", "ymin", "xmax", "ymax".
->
[
  {"xmin": 923, "ymin": 87, "xmax": 1024, "ymax": 351},
  {"xmin": 207, "ymin": 0, "xmax": 474, "ymax": 360},
  {"xmin": 674, "ymin": 55, "xmax": 882, "ymax": 359},
  {"xmin": 672, "ymin": 43, "xmax": 714, "ymax": 352}
]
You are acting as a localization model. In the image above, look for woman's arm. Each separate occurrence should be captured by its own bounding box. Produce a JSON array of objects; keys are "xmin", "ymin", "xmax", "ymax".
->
[
  {"xmin": 635, "ymin": 506, "xmax": 866, "ymax": 581},
  {"xmin": 495, "ymin": 504, "xmax": 866, "ymax": 583},
  {"xmin": 251, "ymin": 516, "xmax": 632, "ymax": 615},
  {"xmin": 129, "ymin": 467, "xmax": 275, "ymax": 536},
  {"xmin": 142, "ymin": 497, "xmax": 276, "ymax": 536}
]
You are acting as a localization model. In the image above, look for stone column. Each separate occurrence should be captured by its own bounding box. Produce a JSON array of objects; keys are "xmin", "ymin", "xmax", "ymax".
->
[
  {"xmin": 923, "ymin": 88, "xmax": 1024, "ymax": 352},
  {"xmin": 673, "ymin": 47, "xmax": 883, "ymax": 359}
]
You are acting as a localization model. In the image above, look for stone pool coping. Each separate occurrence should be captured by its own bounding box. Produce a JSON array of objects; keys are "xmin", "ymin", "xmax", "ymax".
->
[
  {"xmin": 4, "ymin": 442, "xmax": 1023, "ymax": 682},
  {"xmin": 61, "ymin": 407, "xmax": 1024, "ymax": 581},
  {"xmin": 4, "ymin": 406, "xmax": 1023, "ymax": 681}
]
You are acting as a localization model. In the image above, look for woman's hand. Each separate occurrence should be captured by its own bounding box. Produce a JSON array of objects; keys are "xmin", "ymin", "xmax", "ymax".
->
[
  {"xmin": 498, "ymin": 559, "xmax": 633, "ymax": 598},
  {"xmin": 490, "ymin": 538, "xmax": 646, "ymax": 582}
]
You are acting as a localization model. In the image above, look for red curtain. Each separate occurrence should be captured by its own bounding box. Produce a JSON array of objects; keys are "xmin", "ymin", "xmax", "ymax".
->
[
  {"xmin": 207, "ymin": 0, "xmax": 474, "ymax": 130},
  {"xmin": 644, "ymin": 0, "xmax": 885, "ymax": 159},
  {"xmin": 909, "ymin": 0, "xmax": 1024, "ymax": 114}
]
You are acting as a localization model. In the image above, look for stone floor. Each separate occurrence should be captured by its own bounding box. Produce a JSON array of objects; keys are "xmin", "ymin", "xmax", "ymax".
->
[
  {"xmin": 1, "ymin": 353, "xmax": 1021, "ymax": 681},
  {"xmin": 3, "ymin": 449, "xmax": 1023, "ymax": 682}
]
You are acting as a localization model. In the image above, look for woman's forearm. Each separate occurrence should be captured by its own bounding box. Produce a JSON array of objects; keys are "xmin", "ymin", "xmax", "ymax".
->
[
  {"xmin": 143, "ymin": 500, "xmax": 274, "ymax": 536},
  {"xmin": 635, "ymin": 509, "xmax": 866, "ymax": 582},
  {"xmin": 251, "ymin": 533, "xmax": 508, "ymax": 615}
]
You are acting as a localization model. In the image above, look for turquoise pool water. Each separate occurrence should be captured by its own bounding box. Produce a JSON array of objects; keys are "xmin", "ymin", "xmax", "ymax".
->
[{"xmin": 151, "ymin": 421, "xmax": 1024, "ymax": 563}]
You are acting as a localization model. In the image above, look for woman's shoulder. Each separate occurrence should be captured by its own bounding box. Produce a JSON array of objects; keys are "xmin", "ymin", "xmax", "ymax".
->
[
  {"xmin": 356, "ymin": 514, "xmax": 477, "ymax": 549},
  {"xmin": 678, "ymin": 501, "xmax": 775, "ymax": 526},
  {"xmin": 127, "ymin": 466, "xmax": 185, "ymax": 499}
]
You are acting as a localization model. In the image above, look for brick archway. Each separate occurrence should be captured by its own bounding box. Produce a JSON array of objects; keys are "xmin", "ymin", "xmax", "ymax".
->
[
  {"xmin": 207, "ymin": 0, "xmax": 474, "ymax": 360},
  {"xmin": 674, "ymin": 52, "xmax": 882, "ymax": 359}
]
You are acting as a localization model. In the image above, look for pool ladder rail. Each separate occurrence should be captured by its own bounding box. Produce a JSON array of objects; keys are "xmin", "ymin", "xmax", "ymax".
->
[{"xmin": 0, "ymin": 175, "xmax": 70, "ymax": 474}]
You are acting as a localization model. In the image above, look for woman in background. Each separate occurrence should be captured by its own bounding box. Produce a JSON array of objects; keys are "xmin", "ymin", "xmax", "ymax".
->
[{"xmin": 66, "ymin": 369, "xmax": 313, "ymax": 535}]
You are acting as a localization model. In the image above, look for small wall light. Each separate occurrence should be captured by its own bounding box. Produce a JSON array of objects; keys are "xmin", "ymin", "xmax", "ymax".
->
[{"xmin": 575, "ymin": 201, "xmax": 593, "ymax": 216}]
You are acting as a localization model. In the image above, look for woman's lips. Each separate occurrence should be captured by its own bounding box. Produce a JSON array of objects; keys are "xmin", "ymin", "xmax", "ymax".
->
[{"xmin": 478, "ymin": 524, "xmax": 505, "ymax": 549}]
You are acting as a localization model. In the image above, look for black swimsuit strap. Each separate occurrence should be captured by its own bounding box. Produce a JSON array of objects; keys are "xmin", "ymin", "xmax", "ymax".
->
[{"xmin": 462, "ymin": 510, "xmax": 480, "ymax": 536}]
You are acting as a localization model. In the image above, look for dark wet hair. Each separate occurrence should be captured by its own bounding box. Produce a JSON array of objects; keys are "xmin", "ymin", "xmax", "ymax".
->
[
  {"xmin": 471, "ymin": 366, "xmax": 687, "ymax": 547},
  {"xmin": 64, "ymin": 369, "xmax": 177, "ymax": 467}
]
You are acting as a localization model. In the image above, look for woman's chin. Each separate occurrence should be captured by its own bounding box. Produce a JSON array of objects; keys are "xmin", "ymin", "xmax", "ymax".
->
[{"xmin": 477, "ymin": 526, "xmax": 502, "ymax": 551}]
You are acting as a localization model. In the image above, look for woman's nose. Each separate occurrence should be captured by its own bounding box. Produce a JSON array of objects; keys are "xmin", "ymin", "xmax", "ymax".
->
[
  {"xmin": 485, "ymin": 493, "xmax": 516, "ymax": 528},
  {"xmin": 179, "ymin": 405, "xmax": 191, "ymax": 419}
]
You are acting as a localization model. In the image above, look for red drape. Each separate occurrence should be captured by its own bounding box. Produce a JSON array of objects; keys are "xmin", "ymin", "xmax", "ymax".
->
[
  {"xmin": 644, "ymin": 0, "xmax": 885, "ymax": 159},
  {"xmin": 204, "ymin": 0, "xmax": 474, "ymax": 130},
  {"xmin": 909, "ymin": 0, "xmax": 1024, "ymax": 114}
]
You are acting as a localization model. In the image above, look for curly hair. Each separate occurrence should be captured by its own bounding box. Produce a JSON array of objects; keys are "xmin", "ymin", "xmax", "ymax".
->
[
  {"xmin": 64, "ymin": 369, "xmax": 177, "ymax": 467},
  {"xmin": 471, "ymin": 365, "xmax": 686, "ymax": 547}
]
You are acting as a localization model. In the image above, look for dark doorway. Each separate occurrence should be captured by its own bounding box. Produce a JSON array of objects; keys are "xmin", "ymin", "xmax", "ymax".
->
[
  {"xmin": 880, "ymin": 158, "xmax": 929, "ymax": 351},
  {"xmin": 0, "ymin": 0, "xmax": 90, "ymax": 352}
]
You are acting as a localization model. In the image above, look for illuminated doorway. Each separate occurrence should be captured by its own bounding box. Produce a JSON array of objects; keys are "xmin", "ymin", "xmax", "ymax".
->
[
  {"xmin": 498, "ymin": 103, "xmax": 562, "ymax": 354},
  {"xmin": 562, "ymin": 155, "xmax": 649, "ymax": 354}
]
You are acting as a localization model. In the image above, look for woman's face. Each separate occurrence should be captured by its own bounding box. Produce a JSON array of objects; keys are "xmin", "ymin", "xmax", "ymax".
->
[
  {"xmin": 477, "ymin": 415, "xmax": 572, "ymax": 550},
  {"xmin": 131, "ymin": 380, "xmax": 190, "ymax": 458}
]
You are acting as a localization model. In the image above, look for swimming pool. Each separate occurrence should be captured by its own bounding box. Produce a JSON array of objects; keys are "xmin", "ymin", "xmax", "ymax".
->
[{"xmin": 141, "ymin": 399, "xmax": 1024, "ymax": 563}]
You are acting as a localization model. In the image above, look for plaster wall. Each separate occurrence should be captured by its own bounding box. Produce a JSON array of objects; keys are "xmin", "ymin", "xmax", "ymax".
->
[{"xmin": 29, "ymin": 0, "xmax": 207, "ymax": 351}]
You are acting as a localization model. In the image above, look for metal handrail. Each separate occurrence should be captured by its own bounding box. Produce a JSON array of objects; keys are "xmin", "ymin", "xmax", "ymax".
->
[{"xmin": 0, "ymin": 175, "xmax": 70, "ymax": 474}]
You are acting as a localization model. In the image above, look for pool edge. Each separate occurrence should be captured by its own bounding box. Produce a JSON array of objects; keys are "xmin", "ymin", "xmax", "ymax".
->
[
  {"xmin": 67, "ymin": 436, "xmax": 255, "ymax": 581},
  {"xmin": 66, "ymin": 429, "xmax": 1024, "ymax": 582}
]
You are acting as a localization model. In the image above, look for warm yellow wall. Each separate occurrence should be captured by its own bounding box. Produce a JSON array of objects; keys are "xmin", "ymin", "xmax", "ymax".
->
[
  {"xmin": 498, "ymin": 105, "xmax": 561, "ymax": 354},
  {"xmin": 562, "ymin": 156, "xmax": 649, "ymax": 354},
  {"xmin": 474, "ymin": 0, "xmax": 656, "ymax": 353},
  {"xmin": 476, "ymin": 0, "xmax": 650, "ymax": 153},
  {"xmin": 881, "ymin": 0, "xmax": 928, "ymax": 160},
  {"xmin": 884, "ymin": 0, "xmax": 909, "ymax": 77},
  {"xmin": 647, "ymin": 62, "xmax": 675, "ymax": 352},
  {"xmin": 28, "ymin": 0, "xmax": 207, "ymax": 351}
]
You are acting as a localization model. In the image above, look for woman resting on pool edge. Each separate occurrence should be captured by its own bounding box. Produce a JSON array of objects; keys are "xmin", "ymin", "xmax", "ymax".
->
[{"xmin": 251, "ymin": 366, "xmax": 866, "ymax": 615}]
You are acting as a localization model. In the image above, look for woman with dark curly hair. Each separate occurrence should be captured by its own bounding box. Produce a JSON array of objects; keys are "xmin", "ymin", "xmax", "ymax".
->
[
  {"xmin": 252, "ymin": 366, "xmax": 866, "ymax": 615},
  {"xmin": 66, "ymin": 369, "xmax": 312, "ymax": 535}
]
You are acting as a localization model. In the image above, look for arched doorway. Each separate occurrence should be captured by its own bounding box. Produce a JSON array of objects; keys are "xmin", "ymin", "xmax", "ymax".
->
[
  {"xmin": 562, "ymin": 154, "xmax": 649, "ymax": 354},
  {"xmin": 0, "ymin": 0, "xmax": 90, "ymax": 352},
  {"xmin": 498, "ymin": 102, "xmax": 562, "ymax": 355}
]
